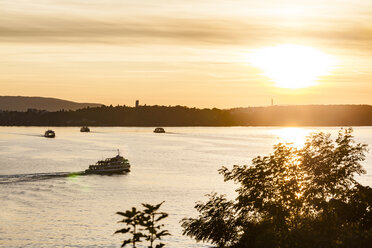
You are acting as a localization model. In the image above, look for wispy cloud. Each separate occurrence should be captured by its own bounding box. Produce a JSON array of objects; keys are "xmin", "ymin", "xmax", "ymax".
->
[
  {"xmin": 0, "ymin": 14, "xmax": 262, "ymax": 45},
  {"xmin": 0, "ymin": 12, "xmax": 371, "ymax": 54}
]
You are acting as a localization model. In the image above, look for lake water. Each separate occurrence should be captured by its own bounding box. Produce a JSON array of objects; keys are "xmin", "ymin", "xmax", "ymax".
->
[{"xmin": 0, "ymin": 127, "xmax": 371, "ymax": 247}]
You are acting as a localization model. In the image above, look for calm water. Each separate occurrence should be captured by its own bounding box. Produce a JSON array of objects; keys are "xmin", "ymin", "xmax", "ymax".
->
[{"xmin": 0, "ymin": 127, "xmax": 371, "ymax": 247}]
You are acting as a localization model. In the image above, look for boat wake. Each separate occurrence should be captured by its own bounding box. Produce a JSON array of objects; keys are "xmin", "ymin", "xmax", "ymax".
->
[{"xmin": 0, "ymin": 171, "xmax": 84, "ymax": 184}]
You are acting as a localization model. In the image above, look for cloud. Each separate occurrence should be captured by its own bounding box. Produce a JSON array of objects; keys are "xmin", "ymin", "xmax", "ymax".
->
[
  {"xmin": 0, "ymin": 4, "xmax": 371, "ymax": 54},
  {"xmin": 0, "ymin": 14, "xmax": 256, "ymax": 44}
]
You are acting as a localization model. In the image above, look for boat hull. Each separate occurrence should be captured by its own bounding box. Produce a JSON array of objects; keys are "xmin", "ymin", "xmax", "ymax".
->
[{"xmin": 84, "ymin": 168, "xmax": 130, "ymax": 175}]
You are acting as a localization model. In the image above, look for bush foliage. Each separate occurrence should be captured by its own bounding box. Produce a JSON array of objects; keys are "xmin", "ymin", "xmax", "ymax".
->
[{"xmin": 115, "ymin": 202, "xmax": 170, "ymax": 248}]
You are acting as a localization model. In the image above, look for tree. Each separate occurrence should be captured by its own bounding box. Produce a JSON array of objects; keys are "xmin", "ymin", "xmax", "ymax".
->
[
  {"xmin": 115, "ymin": 202, "xmax": 170, "ymax": 248},
  {"xmin": 115, "ymin": 207, "xmax": 144, "ymax": 248},
  {"xmin": 141, "ymin": 202, "xmax": 170, "ymax": 248},
  {"xmin": 181, "ymin": 193, "xmax": 239, "ymax": 247},
  {"xmin": 182, "ymin": 128, "xmax": 372, "ymax": 247}
]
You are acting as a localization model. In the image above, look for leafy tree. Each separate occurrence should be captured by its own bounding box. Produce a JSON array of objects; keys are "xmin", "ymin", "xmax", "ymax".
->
[
  {"xmin": 141, "ymin": 201, "xmax": 170, "ymax": 248},
  {"xmin": 115, "ymin": 207, "xmax": 145, "ymax": 248},
  {"xmin": 181, "ymin": 193, "xmax": 239, "ymax": 247},
  {"xmin": 115, "ymin": 202, "xmax": 170, "ymax": 248},
  {"xmin": 182, "ymin": 128, "xmax": 372, "ymax": 247}
]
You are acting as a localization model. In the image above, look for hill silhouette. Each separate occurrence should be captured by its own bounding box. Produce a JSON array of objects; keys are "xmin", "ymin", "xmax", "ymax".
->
[
  {"xmin": 0, "ymin": 96, "xmax": 102, "ymax": 112},
  {"xmin": 0, "ymin": 104, "xmax": 371, "ymax": 126}
]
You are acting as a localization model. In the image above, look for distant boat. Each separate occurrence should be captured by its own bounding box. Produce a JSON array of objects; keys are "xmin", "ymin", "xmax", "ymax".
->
[
  {"xmin": 154, "ymin": 127, "xmax": 165, "ymax": 133},
  {"xmin": 44, "ymin": 129, "xmax": 55, "ymax": 138},
  {"xmin": 85, "ymin": 150, "xmax": 130, "ymax": 175},
  {"xmin": 80, "ymin": 126, "xmax": 90, "ymax": 132}
]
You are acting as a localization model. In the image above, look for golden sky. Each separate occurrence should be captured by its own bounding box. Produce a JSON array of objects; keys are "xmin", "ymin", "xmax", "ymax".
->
[{"xmin": 1, "ymin": 0, "xmax": 371, "ymax": 108}]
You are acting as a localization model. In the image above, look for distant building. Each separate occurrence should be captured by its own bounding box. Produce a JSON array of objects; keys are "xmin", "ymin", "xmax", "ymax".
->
[{"xmin": 135, "ymin": 100, "xmax": 139, "ymax": 107}]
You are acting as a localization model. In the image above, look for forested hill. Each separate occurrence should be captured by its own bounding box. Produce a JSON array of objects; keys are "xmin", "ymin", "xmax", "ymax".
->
[
  {"xmin": 0, "ymin": 104, "xmax": 371, "ymax": 126},
  {"xmin": 0, "ymin": 96, "xmax": 102, "ymax": 111}
]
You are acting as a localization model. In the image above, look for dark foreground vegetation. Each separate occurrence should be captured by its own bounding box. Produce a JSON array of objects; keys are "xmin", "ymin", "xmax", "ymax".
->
[
  {"xmin": 1, "ymin": 104, "xmax": 372, "ymax": 126},
  {"xmin": 115, "ymin": 202, "xmax": 170, "ymax": 248},
  {"xmin": 181, "ymin": 128, "xmax": 372, "ymax": 248},
  {"xmin": 117, "ymin": 128, "xmax": 372, "ymax": 247}
]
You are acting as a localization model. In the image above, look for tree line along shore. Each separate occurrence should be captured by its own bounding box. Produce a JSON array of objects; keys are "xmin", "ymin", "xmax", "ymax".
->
[{"xmin": 0, "ymin": 104, "xmax": 371, "ymax": 126}]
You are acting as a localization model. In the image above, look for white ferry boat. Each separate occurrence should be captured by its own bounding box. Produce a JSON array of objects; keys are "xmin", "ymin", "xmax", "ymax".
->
[{"xmin": 85, "ymin": 150, "xmax": 130, "ymax": 175}]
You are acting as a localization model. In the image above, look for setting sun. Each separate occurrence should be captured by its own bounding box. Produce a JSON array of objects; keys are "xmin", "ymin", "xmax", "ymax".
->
[{"xmin": 249, "ymin": 44, "xmax": 335, "ymax": 89}]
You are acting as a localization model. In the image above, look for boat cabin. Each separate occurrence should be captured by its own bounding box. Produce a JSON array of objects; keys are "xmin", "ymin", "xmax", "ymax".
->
[{"xmin": 154, "ymin": 127, "xmax": 165, "ymax": 133}]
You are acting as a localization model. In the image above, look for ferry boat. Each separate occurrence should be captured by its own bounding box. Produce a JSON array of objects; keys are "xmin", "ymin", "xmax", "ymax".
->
[
  {"xmin": 154, "ymin": 127, "xmax": 165, "ymax": 133},
  {"xmin": 80, "ymin": 126, "xmax": 90, "ymax": 132},
  {"xmin": 44, "ymin": 130, "xmax": 55, "ymax": 138},
  {"xmin": 85, "ymin": 150, "xmax": 130, "ymax": 175}
]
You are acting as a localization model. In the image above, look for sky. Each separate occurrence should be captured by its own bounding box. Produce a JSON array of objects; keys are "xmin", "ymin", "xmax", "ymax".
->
[{"xmin": 0, "ymin": 0, "xmax": 371, "ymax": 108}]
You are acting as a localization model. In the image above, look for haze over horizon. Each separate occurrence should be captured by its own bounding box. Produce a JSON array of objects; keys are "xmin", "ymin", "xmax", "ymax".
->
[{"xmin": 1, "ymin": 0, "xmax": 372, "ymax": 108}]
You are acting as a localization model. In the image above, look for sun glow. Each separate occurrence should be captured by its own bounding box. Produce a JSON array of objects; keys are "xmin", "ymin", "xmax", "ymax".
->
[
  {"xmin": 249, "ymin": 44, "xmax": 334, "ymax": 89},
  {"xmin": 273, "ymin": 128, "xmax": 312, "ymax": 148}
]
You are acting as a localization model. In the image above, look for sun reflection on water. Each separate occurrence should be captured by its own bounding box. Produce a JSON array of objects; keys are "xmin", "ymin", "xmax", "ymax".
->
[{"xmin": 272, "ymin": 128, "xmax": 312, "ymax": 148}]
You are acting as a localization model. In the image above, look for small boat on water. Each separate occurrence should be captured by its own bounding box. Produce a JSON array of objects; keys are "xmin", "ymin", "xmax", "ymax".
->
[
  {"xmin": 154, "ymin": 127, "xmax": 165, "ymax": 133},
  {"xmin": 85, "ymin": 150, "xmax": 130, "ymax": 175},
  {"xmin": 80, "ymin": 126, "xmax": 90, "ymax": 132},
  {"xmin": 44, "ymin": 130, "xmax": 55, "ymax": 138}
]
